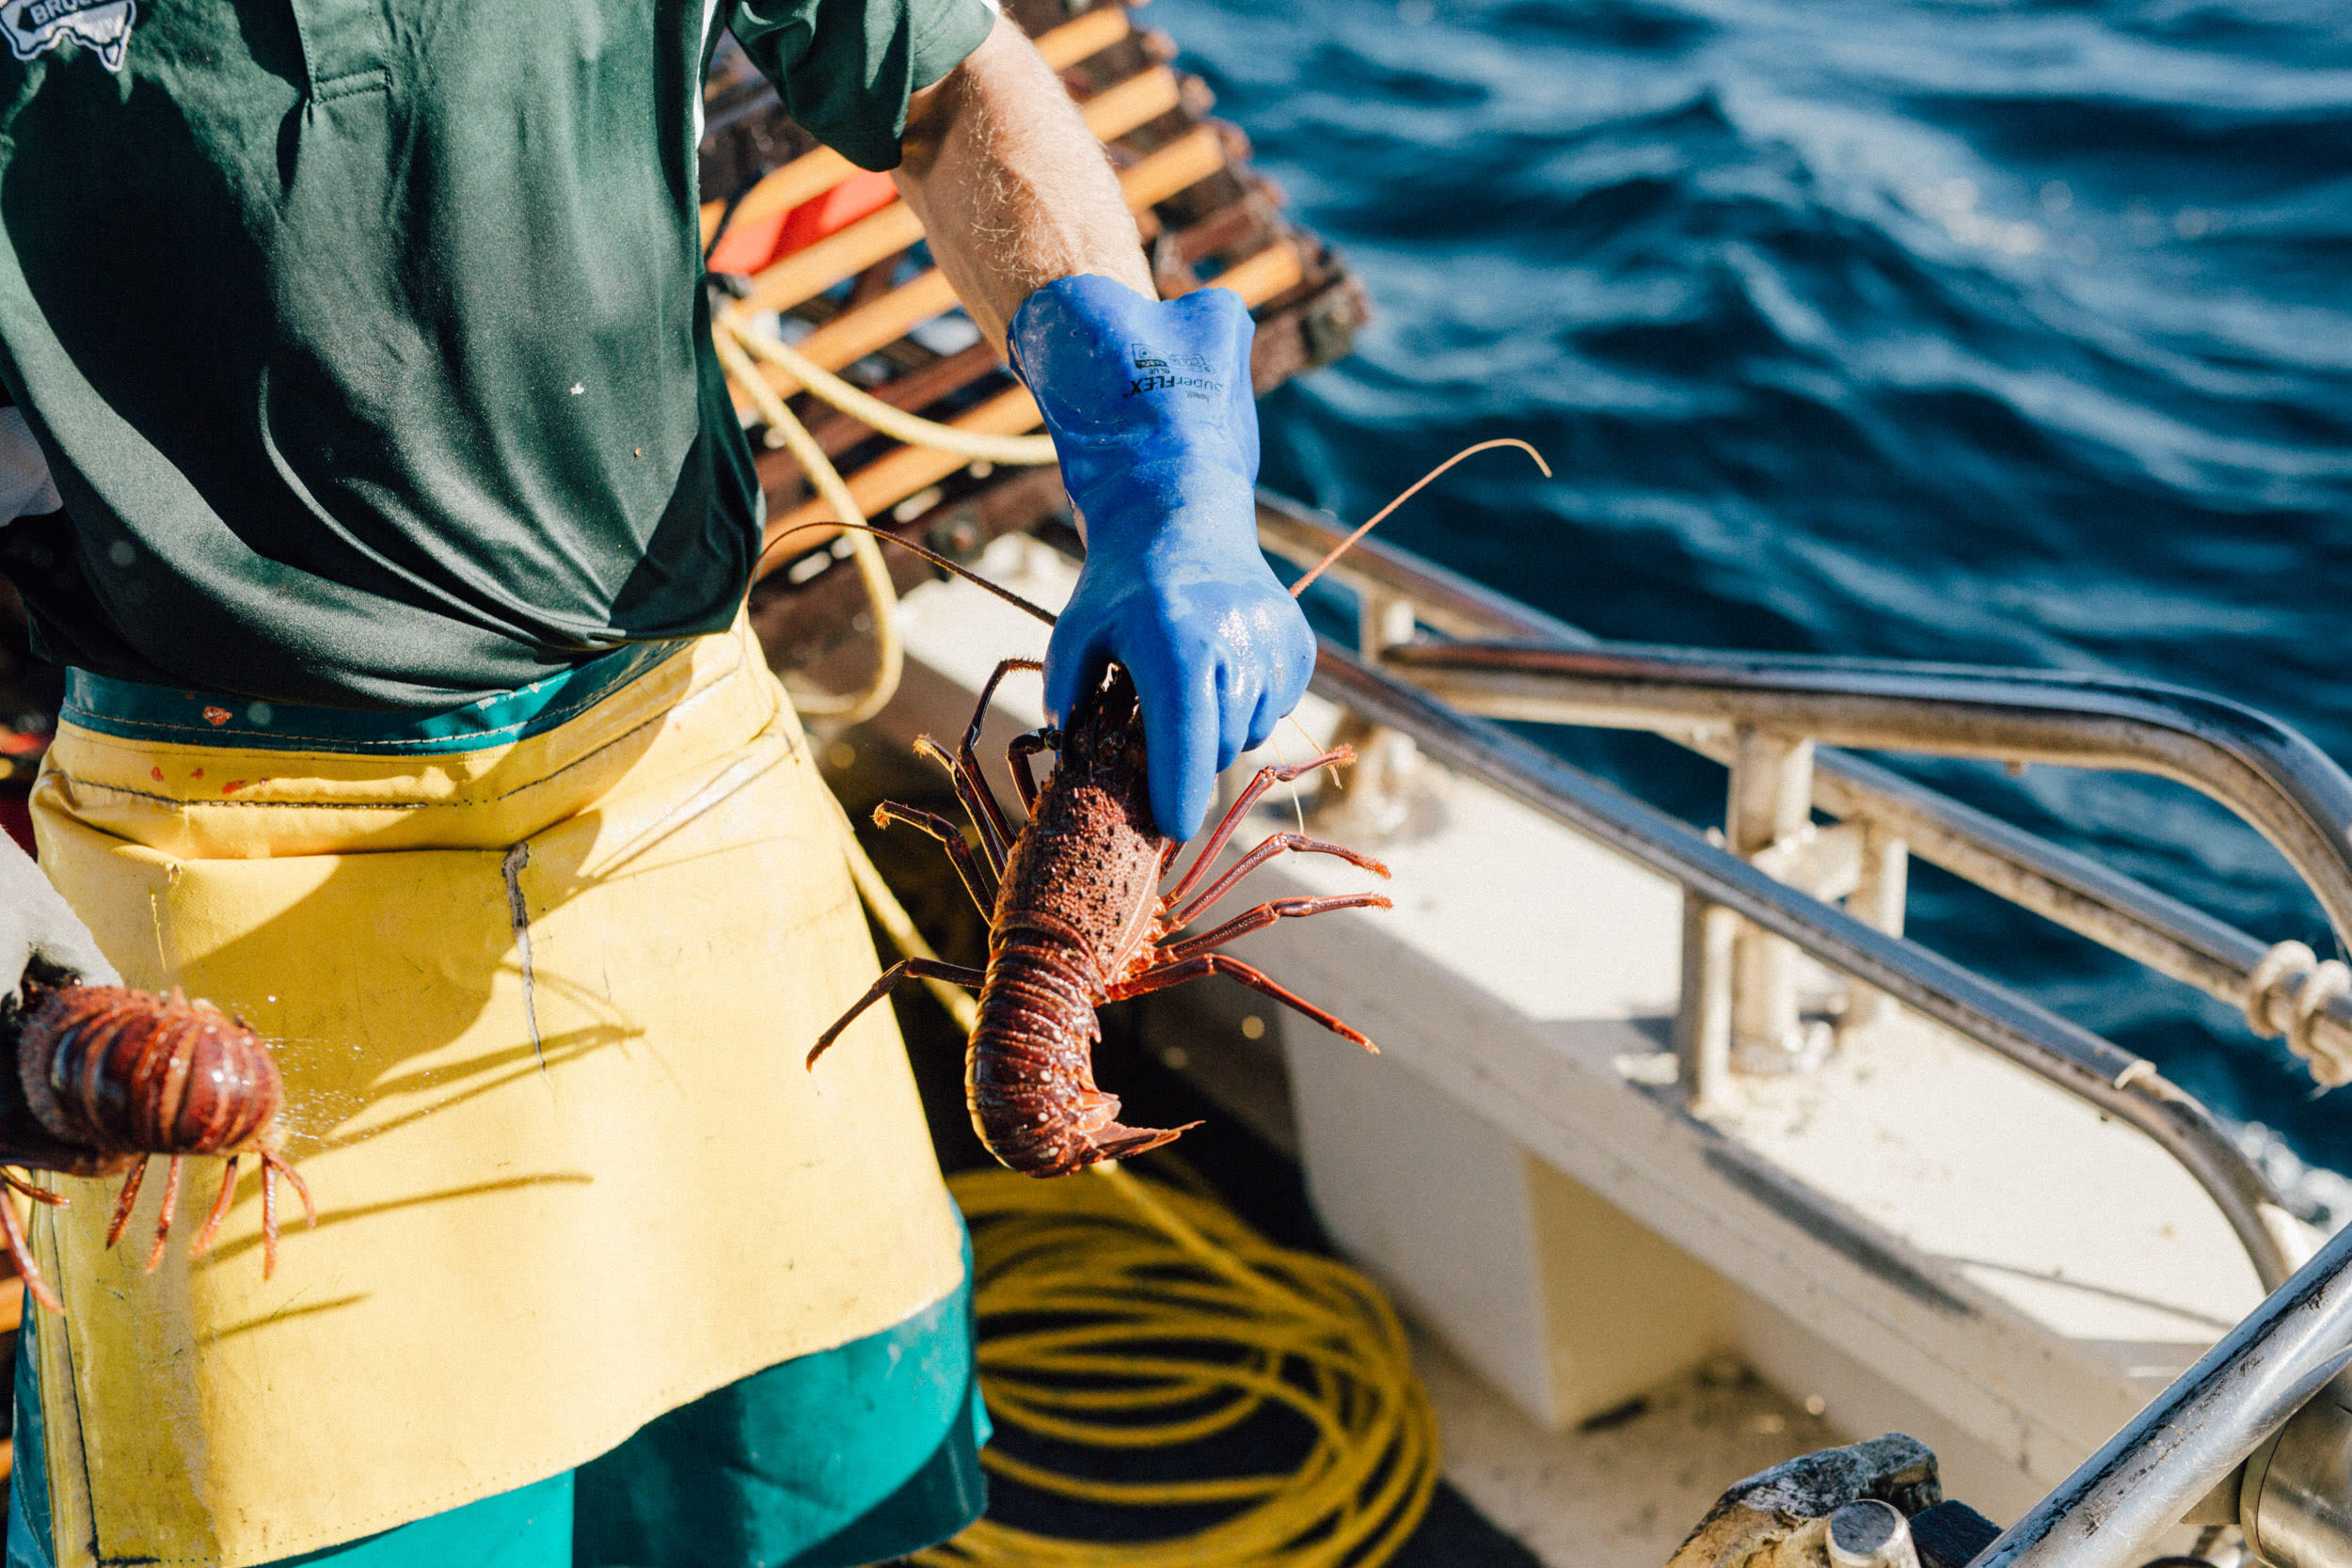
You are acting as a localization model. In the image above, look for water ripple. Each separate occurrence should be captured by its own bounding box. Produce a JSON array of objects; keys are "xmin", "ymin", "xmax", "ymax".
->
[{"xmin": 1164, "ymin": 0, "xmax": 2352, "ymax": 1166}]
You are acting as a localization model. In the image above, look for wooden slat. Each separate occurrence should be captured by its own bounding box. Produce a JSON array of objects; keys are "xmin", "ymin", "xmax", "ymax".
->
[
  {"xmin": 739, "ymin": 70, "xmax": 1185, "ymax": 316},
  {"xmin": 792, "ymin": 271, "xmax": 963, "ymax": 381},
  {"xmin": 1065, "ymin": 64, "xmax": 1181, "ymax": 147},
  {"xmin": 700, "ymin": 6, "xmax": 1141, "ymax": 248},
  {"xmin": 1113, "ymin": 123, "xmax": 1225, "ymax": 214},
  {"xmin": 741, "ymin": 204, "xmax": 929, "ymax": 316},
  {"xmin": 1034, "ymin": 5, "xmax": 1135, "ymax": 71},
  {"xmin": 757, "ymin": 236, "xmax": 1306, "ymax": 560},
  {"xmin": 1197, "ymin": 239, "xmax": 1303, "ymax": 307}
]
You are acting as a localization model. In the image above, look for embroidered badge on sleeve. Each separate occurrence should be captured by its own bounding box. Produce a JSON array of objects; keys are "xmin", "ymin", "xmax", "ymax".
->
[{"xmin": 3, "ymin": 0, "xmax": 136, "ymax": 72}]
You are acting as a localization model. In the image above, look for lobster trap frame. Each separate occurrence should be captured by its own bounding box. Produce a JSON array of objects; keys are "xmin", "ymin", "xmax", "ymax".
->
[{"xmin": 699, "ymin": 0, "xmax": 1370, "ymax": 676}]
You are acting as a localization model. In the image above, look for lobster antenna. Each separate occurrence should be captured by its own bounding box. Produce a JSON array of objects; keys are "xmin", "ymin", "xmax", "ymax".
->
[
  {"xmin": 760, "ymin": 522, "xmax": 1060, "ymax": 627},
  {"xmin": 765, "ymin": 436, "xmax": 1546, "ymax": 635},
  {"xmin": 1288, "ymin": 438, "xmax": 1551, "ymax": 599}
]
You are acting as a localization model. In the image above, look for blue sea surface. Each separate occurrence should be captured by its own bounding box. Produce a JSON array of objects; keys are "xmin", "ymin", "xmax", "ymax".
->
[{"xmin": 1157, "ymin": 0, "xmax": 2352, "ymax": 1179}]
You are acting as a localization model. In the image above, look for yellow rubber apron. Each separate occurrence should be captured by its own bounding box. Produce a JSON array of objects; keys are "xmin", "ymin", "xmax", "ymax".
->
[{"xmin": 19, "ymin": 618, "xmax": 965, "ymax": 1568}]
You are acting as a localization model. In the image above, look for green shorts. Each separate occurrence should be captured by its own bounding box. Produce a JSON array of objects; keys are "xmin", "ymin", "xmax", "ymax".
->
[{"xmin": 5, "ymin": 1239, "xmax": 986, "ymax": 1568}]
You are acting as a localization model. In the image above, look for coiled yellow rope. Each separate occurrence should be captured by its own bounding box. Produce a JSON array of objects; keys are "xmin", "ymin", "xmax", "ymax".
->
[
  {"xmin": 920, "ymin": 1165, "xmax": 1439, "ymax": 1568},
  {"xmin": 832, "ymin": 816, "xmax": 1439, "ymax": 1568}
]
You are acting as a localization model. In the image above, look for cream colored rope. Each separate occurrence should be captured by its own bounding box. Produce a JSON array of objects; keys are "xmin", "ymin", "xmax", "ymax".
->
[
  {"xmin": 2246, "ymin": 940, "xmax": 2352, "ymax": 1085},
  {"xmin": 722, "ymin": 309, "xmax": 1059, "ymax": 466},
  {"xmin": 712, "ymin": 318, "xmax": 904, "ymax": 725}
]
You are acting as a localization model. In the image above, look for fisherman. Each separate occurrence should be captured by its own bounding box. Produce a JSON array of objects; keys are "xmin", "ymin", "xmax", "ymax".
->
[{"xmin": 0, "ymin": 1, "xmax": 1312, "ymax": 1563}]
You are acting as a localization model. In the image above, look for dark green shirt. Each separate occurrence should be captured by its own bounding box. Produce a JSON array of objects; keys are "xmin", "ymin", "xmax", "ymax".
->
[{"xmin": 0, "ymin": 0, "xmax": 992, "ymax": 706}]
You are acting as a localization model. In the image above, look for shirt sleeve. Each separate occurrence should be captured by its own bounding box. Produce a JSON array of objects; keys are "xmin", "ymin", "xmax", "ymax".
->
[{"xmin": 726, "ymin": 0, "xmax": 997, "ymax": 172}]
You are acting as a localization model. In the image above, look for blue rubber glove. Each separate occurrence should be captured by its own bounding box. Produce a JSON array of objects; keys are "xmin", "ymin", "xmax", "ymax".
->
[{"xmin": 1009, "ymin": 275, "xmax": 1314, "ymax": 842}]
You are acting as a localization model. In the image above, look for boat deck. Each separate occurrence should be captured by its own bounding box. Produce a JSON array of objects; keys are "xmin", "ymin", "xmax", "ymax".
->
[
  {"xmin": 817, "ymin": 531, "xmax": 2256, "ymax": 1561},
  {"xmin": 834, "ymin": 841, "xmax": 1834, "ymax": 1566}
]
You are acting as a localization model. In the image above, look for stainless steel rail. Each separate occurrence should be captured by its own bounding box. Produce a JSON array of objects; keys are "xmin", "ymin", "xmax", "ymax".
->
[
  {"xmin": 1257, "ymin": 492, "xmax": 2352, "ymax": 1085},
  {"xmin": 1809, "ymin": 750, "xmax": 2352, "ymax": 1074},
  {"xmin": 1311, "ymin": 644, "xmax": 2301, "ymax": 1291},
  {"xmin": 1385, "ymin": 640, "xmax": 2352, "ymax": 975},
  {"xmin": 1264, "ymin": 490, "xmax": 2352, "ymax": 1553},
  {"xmin": 1967, "ymin": 1216, "xmax": 2352, "ymax": 1568}
]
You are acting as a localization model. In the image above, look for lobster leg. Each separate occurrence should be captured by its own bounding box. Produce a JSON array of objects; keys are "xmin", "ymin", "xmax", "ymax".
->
[
  {"xmin": 807, "ymin": 958, "xmax": 989, "ymax": 1069},
  {"xmin": 1163, "ymin": 832, "xmax": 1391, "ymax": 928},
  {"xmin": 190, "ymin": 1154, "xmax": 239, "ymax": 1258},
  {"xmin": 259, "ymin": 1151, "xmax": 316, "ymax": 1282},
  {"xmin": 1161, "ymin": 749, "xmax": 1359, "ymax": 909},
  {"xmin": 1006, "ymin": 729, "xmax": 1057, "ymax": 817},
  {"xmin": 873, "ymin": 801, "xmax": 999, "ymax": 914},
  {"xmin": 0, "ymin": 1178, "xmax": 61, "ymax": 1314},
  {"xmin": 143, "ymin": 1155, "xmax": 185, "ymax": 1273},
  {"xmin": 0, "ymin": 1169, "xmax": 67, "ymax": 1211},
  {"xmin": 1107, "ymin": 952, "xmax": 1378, "ymax": 1051},
  {"xmin": 105, "ymin": 1156, "xmax": 148, "ymax": 1248},
  {"xmin": 954, "ymin": 657, "xmax": 1043, "ymax": 865},
  {"xmin": 915, "ymin": 737, "xmax": 1012, "ymax": 877},
  {"xmin": 1158, "ymin": 894, "xmax": 1394, "ymax": 965}
]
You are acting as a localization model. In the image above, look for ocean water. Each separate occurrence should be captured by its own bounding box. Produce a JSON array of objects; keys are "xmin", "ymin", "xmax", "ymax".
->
[{"xmin": 1154, "ymin": 0, "xmax": 2352, "ymax": 1180}]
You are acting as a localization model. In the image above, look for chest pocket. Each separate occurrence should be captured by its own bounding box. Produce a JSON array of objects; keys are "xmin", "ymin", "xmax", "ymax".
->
[{"xmin": 286, "ymin": 0, "xmax": 392, "ymax": 100}]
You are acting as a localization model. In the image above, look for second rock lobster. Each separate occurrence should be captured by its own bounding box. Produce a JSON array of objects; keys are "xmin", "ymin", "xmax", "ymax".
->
[{"xmin": 0, "ymin": 980, "xmax": 313, "ymax": 1310}]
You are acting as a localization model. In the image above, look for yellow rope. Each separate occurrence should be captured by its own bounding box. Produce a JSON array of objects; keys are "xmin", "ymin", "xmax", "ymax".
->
[
  {"xmin": 712, "ymin": 317, "xmax": 903, "ymax": 725},
  {"xmin": 832, "ymin": 804, "xmax": 1440, "ymax": 1568},
  {"xmin": 723, "ymin": 310, "xmax": 1060, "ymax": 466},
  {"xmin": 923, "ymin": 1167, "xmax": 1438, "ymax": 1568}
]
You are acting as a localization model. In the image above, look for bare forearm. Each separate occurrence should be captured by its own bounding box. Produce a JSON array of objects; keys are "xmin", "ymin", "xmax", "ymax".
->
[{"xmin": 893, "ymin": 15, "xmax": 1153, "ymax": 350}]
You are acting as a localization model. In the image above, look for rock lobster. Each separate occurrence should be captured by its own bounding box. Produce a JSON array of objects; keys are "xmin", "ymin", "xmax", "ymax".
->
[
  {"xmin": 798, "ymin": 439, "xmax": 1548, "ymax": 1176},
  {"xmin": 0, "ymin": 981, "xmax": 312, "ymax": 1310},
  {"xmin": 809, "ymin": 656, "xmax": 1391, "ymax": 1174}
]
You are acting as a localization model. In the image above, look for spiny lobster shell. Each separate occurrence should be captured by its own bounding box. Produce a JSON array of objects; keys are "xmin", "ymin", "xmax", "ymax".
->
[
  {"xmin": 987, "ymin": 669, "xmax": 1164, "ymax": 977},
  {"xmin": 16, "ymin": 982, "xmax": 282, "ymax": 1156},
  {"xmin": 967, "ymin": 672, "xmax": 1180, "ymax": 1176}
]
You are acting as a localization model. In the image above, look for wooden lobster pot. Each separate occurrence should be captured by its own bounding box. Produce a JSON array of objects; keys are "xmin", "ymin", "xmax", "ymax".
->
[{"xmin": 697, "ymin": 0, "xmax": 1371, "ymax": 678}]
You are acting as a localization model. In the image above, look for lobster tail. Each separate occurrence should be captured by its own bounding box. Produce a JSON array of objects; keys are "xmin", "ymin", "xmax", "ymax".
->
[
  {"xmin": 965, "ymin": 934, "xmax": 1198, "ymax": 1177},
  {"xmin": 18, "ymin": 983, "xmax": 281, "ymax": 1155},
  {"xmin": 7, "ymin": 982, "xmax": 306, "ymax": 1306}
]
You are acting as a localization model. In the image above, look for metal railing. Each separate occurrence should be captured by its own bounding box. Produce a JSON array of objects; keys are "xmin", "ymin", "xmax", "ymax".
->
[
  {"xmin": 1324, "ymin": 637, "xmax": 2352, "ymax": 1563},
  {"xmin": 1972, "ymin": 1213, "xmax": 2352, "ymax": 1568},
  {"xmin": 1260, "ymin": 491, "xmax": 2352, "ymax": 1094},
  {"xmin": 1310, "ymin": 644, "xmax": 2301, "ymax": 1293},
  {"xmin": 1253, "ymin": 489, "xmax": 2352, "ymax": 1565},
  {"xmin": 1257, "ymin": 489, "xmax": 2352, "ymax": 1559}
]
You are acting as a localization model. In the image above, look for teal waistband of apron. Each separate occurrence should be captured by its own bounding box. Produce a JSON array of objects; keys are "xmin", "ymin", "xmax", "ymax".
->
[{"xmin": 59, "ymin": 641, "xmax": 693, "ymax": 756}]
